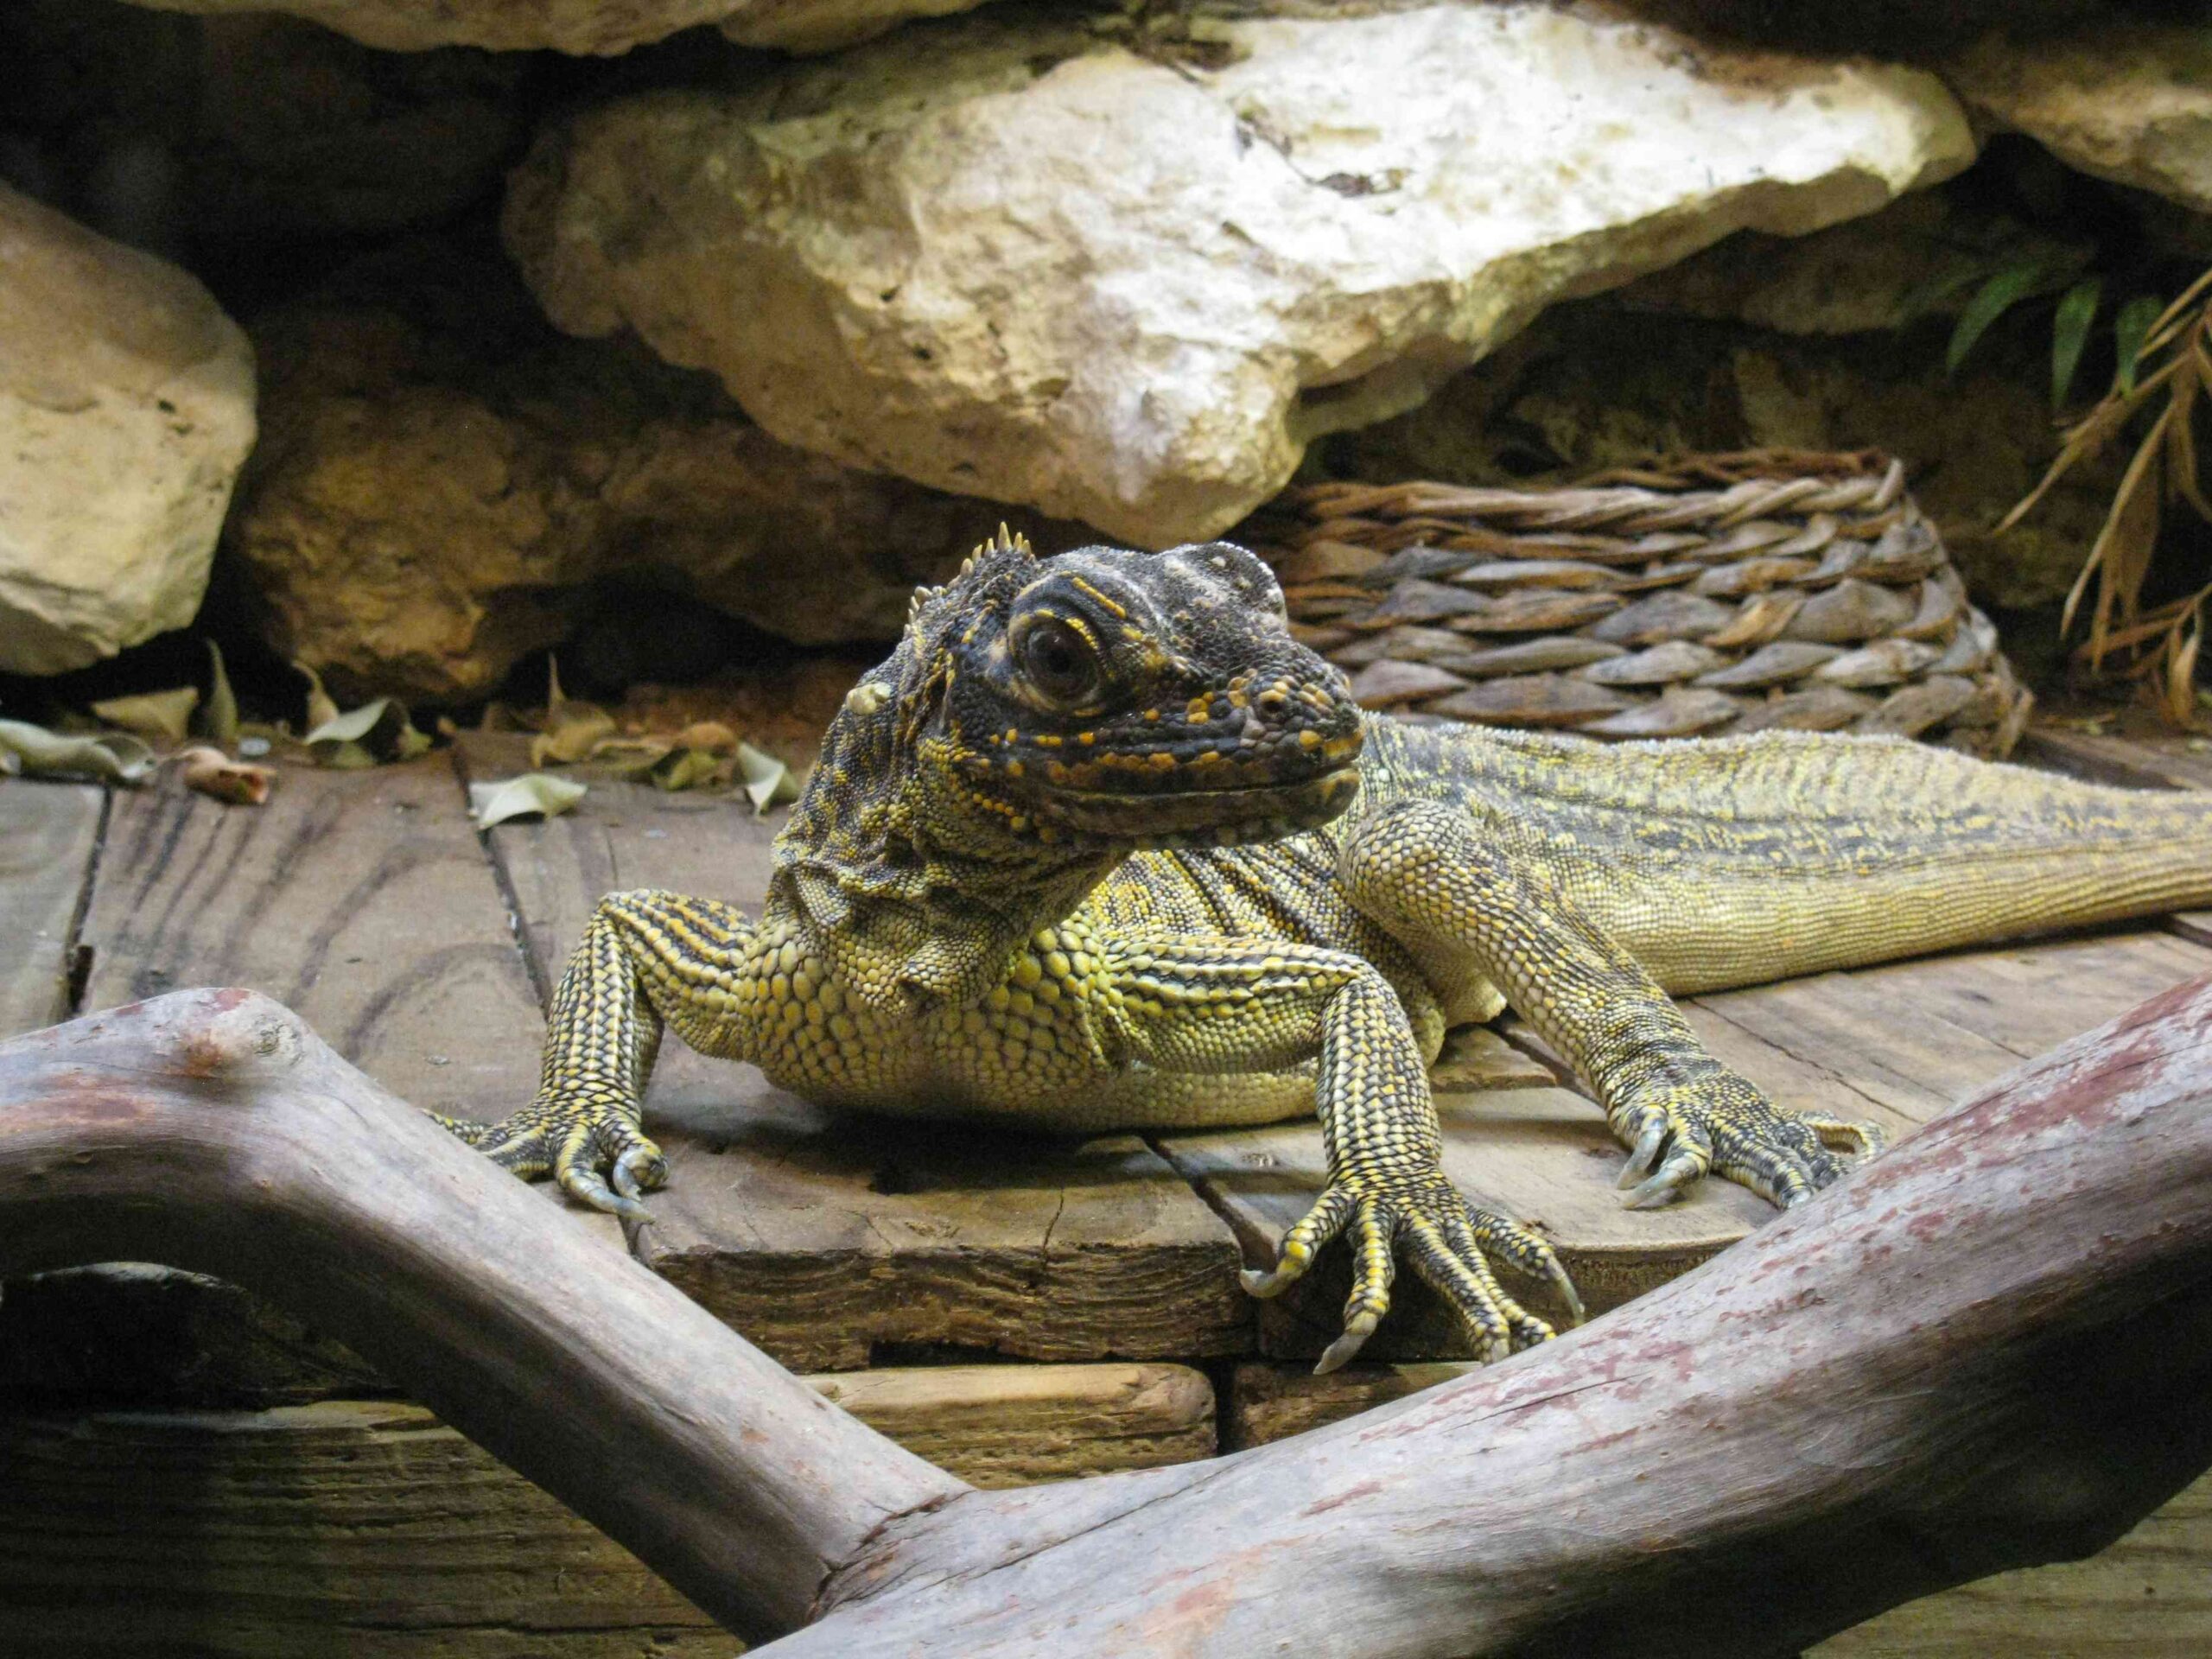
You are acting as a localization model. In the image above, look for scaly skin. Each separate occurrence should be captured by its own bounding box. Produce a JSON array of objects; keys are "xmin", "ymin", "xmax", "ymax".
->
[{"xmin": 444, "ymin": 531, "xmax": 2212, "ymax": 1370}]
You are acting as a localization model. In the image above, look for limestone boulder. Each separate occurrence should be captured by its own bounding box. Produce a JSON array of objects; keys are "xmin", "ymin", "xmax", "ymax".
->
[
  {"xmin": 124, "ymin": 0, "xmax": 999, "ymax": 55},
  {"xmin": 232, "ymin": 241, "xmax": 1086, "ymax": 703},
  {"xmin": 0, "ymin": 184, "xmax": 255, "ymax": 674},
  {"xmin": 505, "ymin": 3, "xmax": 1975, "ymax": 546},
  {"xmin": 1947, "ymin": 22, "xmax": 2212, "ymax": 216}
]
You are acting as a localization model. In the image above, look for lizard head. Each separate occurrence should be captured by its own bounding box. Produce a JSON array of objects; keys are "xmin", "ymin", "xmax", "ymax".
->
[{"xmin": 884, "ymin": 529, "xmax": 1364, "ymax": 849}]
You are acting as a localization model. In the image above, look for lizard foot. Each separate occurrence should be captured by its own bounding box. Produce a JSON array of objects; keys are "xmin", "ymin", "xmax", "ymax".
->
[
  {"xmin": 1241, "ymin": 1174, "xmax": 1581, "ymax": 1375},
  {"xmin": 1612, "ymin": 1069, "xmax": 1885, "ymax": 1211},
  {"xmin": 431, "ymin": 1093, "xmax": 668, "ymax": 1224}
]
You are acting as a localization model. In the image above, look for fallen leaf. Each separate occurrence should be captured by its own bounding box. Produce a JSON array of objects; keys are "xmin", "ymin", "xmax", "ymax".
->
[
  {"xmin": 91, "ymin": 685, "xmax": 198, "ymax": 743},
  {"xmin": 304, "ymin": 697, "xmax": 431, "ymax": 767},
  {"xmin": 0, "ymin": 719, "xmax": 156, "ymax": 783},
  {"xmin": 652, "ymin": 747, "xmax": 723, "ymax": 791},
  {"xmin": 469, "ymin": 772, "xmax": 588, "ymax": 828},
  {"xmin": 533, "ymin": 656, "xmax": 618, "ymax": 766},
  {"xmin": 675, "ymin": 720, "xmax": 738, "ymax": 753},
  {"xmin": 199, "ymin": 641, "xmax": 240, "ymax": 747},
  {"xmin": 294, "ymin": 659, "xmax": 341, "ymax": 733},
  {"xmin": 734, "ymin": 742, "xmax": 800, "ymax": 816},
  {"xmin": 174, "ymin": 745, "xmax": 275, "ymax": 805}
]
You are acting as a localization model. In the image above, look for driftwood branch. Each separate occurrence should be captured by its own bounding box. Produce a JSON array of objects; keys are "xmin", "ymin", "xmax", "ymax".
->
[
  {"xmin": 0, "ymin": 989, "xmax": 964, "ymax": 1644},
  {"xmin": 5, "ymin": 979, "xmax": 2212, "ymax": 1658}
]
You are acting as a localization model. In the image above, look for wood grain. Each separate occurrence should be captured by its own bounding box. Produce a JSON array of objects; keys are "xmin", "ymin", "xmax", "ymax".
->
[
  {"xmin": 0, "ymin": 1363, "xmax": 1213, "ymax": 1656},
  {"xmin": 79, "ymin": 756, "xmax": 542, "ymax": 1118},
  {"xmin": 460, "ymin": 736, "xmax": 1251, "ymax": 1371},
  {"xmin": 0, "ymin": 779, "xmax": 100, "ymax": 1039}
]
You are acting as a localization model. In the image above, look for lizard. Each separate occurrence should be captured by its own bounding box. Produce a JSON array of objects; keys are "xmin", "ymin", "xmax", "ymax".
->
[{"xmin": 441, "ymin": 528, "xmax": 2212, "ymax": 1371}]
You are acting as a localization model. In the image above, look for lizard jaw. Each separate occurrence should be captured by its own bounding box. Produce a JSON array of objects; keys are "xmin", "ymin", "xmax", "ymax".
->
[{"xmin": 1031, "ymin": 765, "xmax": 1363, "ymax": 846}]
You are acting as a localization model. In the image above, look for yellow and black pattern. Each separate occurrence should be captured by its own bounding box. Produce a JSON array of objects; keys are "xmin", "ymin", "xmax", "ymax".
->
[{"xmin": 446, "ymin": 531, "xmax": 2212, "ymax": 1368}]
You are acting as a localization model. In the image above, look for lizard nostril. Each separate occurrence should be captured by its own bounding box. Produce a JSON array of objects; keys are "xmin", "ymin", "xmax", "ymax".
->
[{"xmin": 1258, "ymin": 689, "xmax": 1290, "ymax": 714}]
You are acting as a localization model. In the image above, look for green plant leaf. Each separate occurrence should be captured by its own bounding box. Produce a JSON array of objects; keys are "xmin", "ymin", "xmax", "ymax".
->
[
  {"xmin": 469, "ymin": 772, "xmax": 588, "ymax": 828},
  {"xmin": 2113, "ymin": 295, "xmax": 2164, "ymax": 392},
  {"xmin": 1948, "ymin": 261, "xmax": 2049, "ymax": 377},
  {"xmin": 0, "ymin": 719, "xmax": 157, "ymax": 783},
  {"xmin": 199, "ymin": 640, "xmax": 239, "ymax": 747},
  {"xmin": 2050, "ymin": 277, "xmax": 2102, "ymax": 408},
  {"xmin": 91, "ymin": 686, "xmax": 198, "ymax": 743}
]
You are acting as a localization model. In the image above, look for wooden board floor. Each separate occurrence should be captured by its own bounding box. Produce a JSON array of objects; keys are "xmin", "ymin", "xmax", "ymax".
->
[{"xmin": 4, "ymin": 717, "xmax": 2211, "ymax": 1656}]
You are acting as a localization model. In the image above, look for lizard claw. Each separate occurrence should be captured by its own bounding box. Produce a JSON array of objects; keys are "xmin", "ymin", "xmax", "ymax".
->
[
  {"xmin": 435, "ymin": 1092, "xmax": 668, "ymax": 1224},
  {"xmin": 1611, "ymin": 1071, "xmax": 1882, "ymax": 1211},
  {"xmin": 1244, "ymin": 1174, "xmax": 1573, "ymax": 1372}
]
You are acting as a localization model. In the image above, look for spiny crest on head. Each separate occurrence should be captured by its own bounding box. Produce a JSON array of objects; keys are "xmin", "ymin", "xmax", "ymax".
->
[{"xmin": 906, "ymin": 522, "xmax": 1036, "ymax": 627}]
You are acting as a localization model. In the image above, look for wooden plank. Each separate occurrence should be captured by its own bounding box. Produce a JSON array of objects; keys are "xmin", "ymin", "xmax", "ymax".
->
[
  {"xmin": 1222, "ymin": 1358, "xmax": 1478, "ymax": 1451},
  {"xmin": 1157, "ymin": 1084, "xmax": 1768, "ymax": 1363},
  {"xmin": 0, "ymin": 1400, "xmax": 722, "ymax": 1658},
  {"xmin": 0, "ymin": 1363, "xmax": 1214, "ymax": 1655},
  {"xmin": 460, "ymin": 735, "xmax": 1251, "ymax": 1371},
  {"xmin": 807, "ymin": 1362, "xmax": 1214, "ymax": 1487},
  {"xmin": 0, "ymin": 1264, "xmax": 384, "ymax": 1408},
  {"xmin": 78, "ymin": 754, "xmax": 543, "ymax": 1119},
  {"xmin": 1811, "ymin": 1473, "xmax": 2212, "ymax": 1658},
  {"xmin": 0, "ymin": 779, "xmax": 101, "ymax": 1039},
  {"xmin": 47, "ymin": 753, "xmax": 620, "ymax": 1404}
]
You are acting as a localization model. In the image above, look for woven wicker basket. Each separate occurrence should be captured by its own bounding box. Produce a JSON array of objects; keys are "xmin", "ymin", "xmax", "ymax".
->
[{"xmin": 1243, "ymin": 450, "xmax": 2032, "ymax": 758}]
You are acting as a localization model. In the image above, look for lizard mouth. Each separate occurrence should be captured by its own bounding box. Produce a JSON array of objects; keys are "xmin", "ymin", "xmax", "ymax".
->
[{"xmin": 1033, "ymin": 765, "xmax": 1362, "ymax": 845}]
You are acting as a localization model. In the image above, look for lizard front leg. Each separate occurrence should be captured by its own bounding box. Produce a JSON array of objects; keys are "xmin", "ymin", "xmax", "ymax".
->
[
  {"xmin": 1343, "ymin": 798, "xmax": 1883, "ymax": 1211},
  {"xmin": 435, "ymin": 890, "xmax": 755, "ymax": 1220},
  {"xmin": 1094, "ymin": 930, "xmax": 1577, "ymax": 1371}
]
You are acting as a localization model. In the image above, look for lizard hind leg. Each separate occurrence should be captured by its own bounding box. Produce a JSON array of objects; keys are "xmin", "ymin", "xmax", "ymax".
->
[{"xmin": 1341, "ymin": 796, "xmax": 1886, "ymax": 1213}]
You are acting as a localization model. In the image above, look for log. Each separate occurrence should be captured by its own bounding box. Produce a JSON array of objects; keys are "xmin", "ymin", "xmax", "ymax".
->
[
  {"xmin": 4, "ymin": 977, "xmax": 2212, "ymax": 1657},
  {"xmin": 0, "ymin": 988, "xmax": 963, "ymax": 1644}
]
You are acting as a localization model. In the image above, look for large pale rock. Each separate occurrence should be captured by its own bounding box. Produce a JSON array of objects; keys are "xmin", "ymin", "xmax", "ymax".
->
[
  {"xmin": 1948, "ymin": 23, "xmax": 2212, "ymax": 215},
  {"xmin": 0, "ymin": 185, "xmax": 255, "ymax": 674},
  {"xmin": 506, "ymin": 3, "xmax": 1975, "ymax": 546},
  {"xmin": 233, "ymin": 242, "xmax": 1084, "ymax": 703},
  {"xmin": 124, "ymin": 0, "xmax": 998, "ymax": 55}
]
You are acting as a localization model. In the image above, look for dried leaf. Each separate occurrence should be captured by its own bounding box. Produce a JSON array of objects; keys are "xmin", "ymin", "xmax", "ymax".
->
[
  {"xmin": 174, "ymin": 745, "xmax": 274, "ymax": 805},
  {"xmin": 294, "ymin": 660, "xmax": 341, "ymax": 733},
  {"xmin": 734, "ymin": 742, "xmax": 799, "ymax": 816},
  {"xmin": 652, "ymin": 747, "xmax": 724, "ymax": 791},
  {"xmin": 304, "ymin": 697, "xmax": 430, "ymax": 768},
  {"xmin": 584, "ymin": 736, "xmax": 677, "ymax": 776},
  {"xmin": 200, "ymin": 640, "xmax": 239, "ymax": 747},
  {"xmin": 0, "ymin": 718, "xmax": 156, "ymax": 783},
  {"xmin": 91, "ymin": 685, "xmax": 197, "ymax": 743},
  {"xmin": 674, "ymin": 721, "xmax": 738, "ymax": 753},
  {"xmin": 469, "ymin": 772, "xmax": 588, "ymax": 828},
  {"xmin": 534, "ymin": 656, "xmax": 618, "ymax": 766}
]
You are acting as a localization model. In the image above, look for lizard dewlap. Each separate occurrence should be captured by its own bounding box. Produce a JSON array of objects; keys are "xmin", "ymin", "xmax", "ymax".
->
[{"xmin": 437, "ymin": 529, "xmax": 2212, "ymax": 1372}]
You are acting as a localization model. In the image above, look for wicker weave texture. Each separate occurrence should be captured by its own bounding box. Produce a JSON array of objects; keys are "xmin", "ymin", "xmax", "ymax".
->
[{"xmin": 1245, "ymin": 451, "xmax": 2032, "ymax": 757}]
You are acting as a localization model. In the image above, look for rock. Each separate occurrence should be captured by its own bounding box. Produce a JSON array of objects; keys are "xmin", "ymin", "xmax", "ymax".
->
[
  {"xmin": 505, "ymin": 3, "xmax": 1975, "ymax": 546},
  {"xmin": 231, "ymin": 239, "xmax": 1088, "ymax": 703},
  {"xmin": 1948, "ymin": 23, "xmax": 2212, "ymax": 216},
  {"xmin": 124, "ymin": 0, "xmax": 993, "ymax": 55},
  {"xmin": 0, "ymin": 1, "xmax": 525, "ymax": 250},
  {"xmin": 0, "ymin": 184, "xmax": 255, "ymax": 674}
]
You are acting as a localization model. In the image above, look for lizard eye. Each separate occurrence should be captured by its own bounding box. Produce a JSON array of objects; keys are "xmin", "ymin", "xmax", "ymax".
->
[{"xmin": 1017, "ymin": 617, "xmax": 1099, "ymax": 705}]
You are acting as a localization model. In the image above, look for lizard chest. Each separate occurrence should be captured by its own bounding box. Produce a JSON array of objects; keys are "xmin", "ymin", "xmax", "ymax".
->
[{"xmin": 734, "ymin": 918, "xmax": 1121, "ymax": 1114}]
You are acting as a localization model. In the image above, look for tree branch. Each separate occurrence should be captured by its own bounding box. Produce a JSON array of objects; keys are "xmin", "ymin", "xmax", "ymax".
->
[
  {"xmin": 0, "ymin": 989, "xmax": 966, "ymax": 1644},
  {"xmin": 6, "ymin": 978, "xmax": 2212, "ymax": 1659}
]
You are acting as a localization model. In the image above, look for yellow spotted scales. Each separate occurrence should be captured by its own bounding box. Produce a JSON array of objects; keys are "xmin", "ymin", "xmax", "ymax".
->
[{"xmin": 442, "ymin": 531, "xmax": 2212, "ymax": 1370}]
